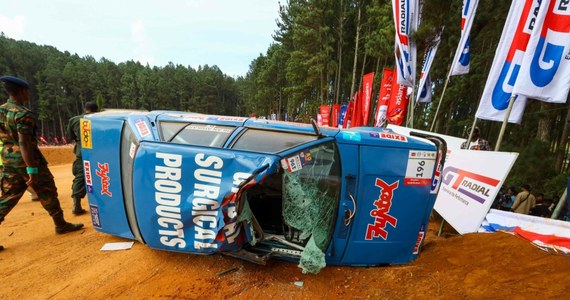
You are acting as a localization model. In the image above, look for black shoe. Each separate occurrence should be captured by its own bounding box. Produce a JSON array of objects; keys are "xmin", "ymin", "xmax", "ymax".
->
[
  {"xmin": 0, "ymin": 245, "xmax": 4, "ymax": 251},
  {"xmin": 72, "ymin": 208, "xmax": 87, "ymax": 215},
  {"xmin": 55, "ymin": 222, "xmax": 84, "ymax": 234}
]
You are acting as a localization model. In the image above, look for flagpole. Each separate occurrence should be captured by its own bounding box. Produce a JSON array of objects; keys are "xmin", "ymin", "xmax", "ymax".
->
[
  {"xmin": 494, "ymin": 95, "xmax": 515, "ymax": 151},
  {"xmin": 407, "ymin": 86, "xmax": 416, "ymax": 128},
  {"xmin": 430, "ymin": 63, "xmax": 452, "ymax": 132}
]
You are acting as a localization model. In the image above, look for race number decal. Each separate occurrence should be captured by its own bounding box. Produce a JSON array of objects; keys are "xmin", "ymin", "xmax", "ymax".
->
[{"xmin": 404, "ymin": 151, "xmax": 436, "ymax": 186}]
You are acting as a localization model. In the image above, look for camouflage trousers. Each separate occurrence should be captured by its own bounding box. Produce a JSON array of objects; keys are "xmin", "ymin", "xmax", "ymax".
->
[
  {"xmin": 0, "ymin": 165, "xmax": 63, "ymax": 224},
  {"xmin": 71, "ymin": 157, "xmax": 86, "ymax": 199}
]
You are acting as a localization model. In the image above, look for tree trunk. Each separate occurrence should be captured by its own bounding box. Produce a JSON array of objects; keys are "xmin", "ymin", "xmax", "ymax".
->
[
  {"xmin": 536, "ymin": 102, "xmax": 552, "ymax": 142},
  {"xmin": 555, "ymin": 106, "xmax": 570, "ymax": 173},
  {"xmin": 349, "ymin": 4, "xmax": 361, "ymax": 98}
]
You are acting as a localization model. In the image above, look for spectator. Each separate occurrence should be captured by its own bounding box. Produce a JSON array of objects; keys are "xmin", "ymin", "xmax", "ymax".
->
[
  {"xmin": 511, "ymin": 184, "xmax": 536, "ymax": 215},
  {"xmin": 460, "ymin": 127, "xmax": 491, "ymax": 151},
  {"xmin": 529, "ymin": 193, "xmax": 551, "ymax": 218},
  {"xmin": 498, "ymin": 186, "xmax": 516, "ymax": 211}
]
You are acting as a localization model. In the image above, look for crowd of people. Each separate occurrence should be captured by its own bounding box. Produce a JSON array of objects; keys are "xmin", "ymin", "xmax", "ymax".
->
[{"xmin": 493, "ymin": 184, "xmax": 569, "ymax": 220}]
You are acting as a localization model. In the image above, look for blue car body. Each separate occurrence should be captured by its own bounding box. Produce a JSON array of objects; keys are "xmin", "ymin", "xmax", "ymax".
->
[{"xmin": 82, "ymin": 110, "xmax": 445, "ymax": 272}]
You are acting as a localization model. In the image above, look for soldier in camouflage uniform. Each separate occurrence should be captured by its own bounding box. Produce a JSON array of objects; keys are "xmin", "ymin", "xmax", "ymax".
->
[
  {"xmin": 66, "ymin": 101, "xmax": 99, "ymax": 215},
  {"xmin": 0, "ymin": 76, "xmax": 83, "ymax": 251}
]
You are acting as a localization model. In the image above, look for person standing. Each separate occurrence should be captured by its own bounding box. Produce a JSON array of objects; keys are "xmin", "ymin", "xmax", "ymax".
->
[
  {"xmin": 66, "ymin": 101, "xmax": 99, "ymax": 215},
  {"xmin": 499, "ymin": 186, "xmax": 516, "ymax": 211},
  {"xmin": 460, "ymin": 127, "xmax": 491, "ymax": 150},
  {"xmin": 0, "ymin": 76, "xmax": 83, "ymax": 251},
  {"xmin": 511, "ymin": 183, "xmax": 536, "ymax": 215}
]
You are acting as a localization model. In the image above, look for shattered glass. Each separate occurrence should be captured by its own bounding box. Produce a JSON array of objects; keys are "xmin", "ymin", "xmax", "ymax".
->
[{"xmin": 282, "ymin": 142, "xmax": 340, "ymax": 273}]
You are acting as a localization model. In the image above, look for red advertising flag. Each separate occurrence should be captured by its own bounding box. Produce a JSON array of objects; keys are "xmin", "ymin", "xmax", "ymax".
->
[
  {"xmin": 319, "ymin": 105, "xmax": 331, "ymax": 126},
  {"xmin": 374, "ymin": 68, "xmax": 395, "ymax": 127},
  {"xmin": 361, "ymin": 72, "xmax": 375, "ymax": 126},
  {"xmin": 331, "ymin": 104, "xmax": 340, "ymax": 128},
  {"xmin": 343, "ymin": 101, "xmax": 354, "ymax": 128},
  {"xmin": 387, "ymin": 81, "xmax": 409, "ymax": 126}
]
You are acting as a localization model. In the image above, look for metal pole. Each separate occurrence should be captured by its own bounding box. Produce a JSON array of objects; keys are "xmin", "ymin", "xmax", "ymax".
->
[
  {"xmin": 551, "ymin": 187, "xmax": 567, "ymax": 219},
  {"xmin": 494, "ymin": 95, "xmax": 515, "ymax": 151},
  {"xmin": 465, "ymin": 118, "xmax": 479, "ymax": 149},
  {"xmin": 430, "ymin": 64, "xmax": 452, "ymax": 132},
  {"xmin": 407, "ymin": 86, "xmax": 416, "ymax": 128}
]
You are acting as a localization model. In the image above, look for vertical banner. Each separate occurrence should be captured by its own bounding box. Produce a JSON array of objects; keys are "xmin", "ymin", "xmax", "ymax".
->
[
  {"xmin": 331, "ymin": 104, "xmax": 341, "ymax": 128},
  {"xmin": 417, "ymin": 32, "xmax": 442, "ymax": 103},
  {"xmin": 319, "ymin": 105, "xmax": 330, "ymax": 126},
  {"xmin": 392, "ymin": 0, "xmax": 419, "ymax": 87},
  {"xmin": 450, "ymin": 0, "xmax": 479, "ymax": 76},
  {"xmin": 512, "ymin": 0, "xmax": 570, "ymax": 103},
  {"xmin": 343, "ymin": 101, "xmax": 354, "ymax": 128},
  {"xmin": 387, "ymin": 83, "xmax": 409, "ymax": 126},
  {"xmin": 339, "ymin": 103, "xmax": 348, "ymax": 128},
  {"xmin": 375, "ymin": 68, "xmax": 395, "ymax": 127},
  {"xmin": 361, "ymin": 72, "xmax": 375, "ymax": 126},
  {"xmin": 475, "ymin": 0, "xmax": 541, "ymax": 124}
]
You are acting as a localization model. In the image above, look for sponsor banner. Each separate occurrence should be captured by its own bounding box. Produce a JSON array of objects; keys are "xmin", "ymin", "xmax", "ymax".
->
[
  {"xmin": 374, "ymin": 68, "xmax": 394, "ymax": 127},
  {"xmin": 450, "ymin": 0, "xmax": 479, "ymax": 76},
  {"xmin": 338, "ymin": 103, "xmax": 348, "ymax": 128},
  {"xmin": 476, "ymin": 0, "xmax": 541, "ymax": 123},
  {"xmin": 480, "ymin": 209, "xmax": 570, "ymax": 254},
  {"xmin": 417, "ymin": 31, "xmax": 442, "ymax": 103},
  {"xmin": 352, "ymin": 92, "xmax": 362, "ymax": 127},
  {"xmin": 434, "ymin": 150, "xmax": 518, "ymax": 234},
  {"xmin": 80, "ymin": 118, "xmax": 93, "ymax": 149},
  {"xmin": 387, "ymin": 82, "xmax": 409, "ymax": 126},
  {"xmin": 392, "ymin": 0, "xmax": 419, "ymax": 87},
  {"xmin": 331, "ymin": 104, "xmax": 341, "ymax": 128},
  {"xmin": 319, "ymin": 105, "xmax": 330, "ymax": 126},
  {"xmin": 342, "ymin": 101, "xmax": 354, "ymax": 128},
  {"xmin": 361, "ymin": 72, "xmax": 375, "ymax": 126},
  {"xmin": 512, "ymin": 0, "xmax": 570, "ymax": 103}
]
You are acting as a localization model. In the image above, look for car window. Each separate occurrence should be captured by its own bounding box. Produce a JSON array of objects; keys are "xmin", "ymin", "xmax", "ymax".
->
[
  {"xmin": 231, "ymin": 128, "xmax": 316, "ymax": 153},
  {"xmin": 160, "ymin": 122, "xmax": 235, "ymax": 147}
]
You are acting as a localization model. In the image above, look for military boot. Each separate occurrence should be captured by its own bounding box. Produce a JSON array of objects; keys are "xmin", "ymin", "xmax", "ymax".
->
[
  {"xmin": 72, "ymin": 197, "xmax": 87, "ymax": 215},
  {"xmin": 53, "ymin": 214, "xmax": 84, "ymax": 234},
  {"xmin": 0, "ymin": 245, "xmax": 4, "ymax": 251}
]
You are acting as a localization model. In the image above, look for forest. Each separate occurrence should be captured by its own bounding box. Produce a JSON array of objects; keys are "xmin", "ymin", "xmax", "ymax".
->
[{"xmin": 0, "ymin": 0, "xmax": 569, "ymax": 199}]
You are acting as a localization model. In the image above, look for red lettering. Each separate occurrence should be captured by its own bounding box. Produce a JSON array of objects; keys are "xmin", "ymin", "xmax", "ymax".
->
[
  {"xmin": 365, "ymin": 179, "xmax": 399, "ymax": 240},
  {"xmin": 96, "ymin": 163, "xmax": 112, "ymax": 197}
]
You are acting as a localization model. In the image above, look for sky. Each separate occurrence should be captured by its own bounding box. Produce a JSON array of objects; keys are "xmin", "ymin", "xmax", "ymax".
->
[{"xmin": 0, "ymin": 0, "xmax": 281, "ymax": 77}]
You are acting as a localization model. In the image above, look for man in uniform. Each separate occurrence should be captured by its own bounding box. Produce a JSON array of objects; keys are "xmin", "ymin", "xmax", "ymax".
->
[
  {"xmin": 0, "ymin": 76, "xmax": 83, "ymax": 251},
  {"xmin": 66, "ymin": 101, "xmax": 99, "ymax": 215}
]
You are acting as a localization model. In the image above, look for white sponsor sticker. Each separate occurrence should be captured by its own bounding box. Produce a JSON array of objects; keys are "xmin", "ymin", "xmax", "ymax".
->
[{"xmin": 405, "ymin": 151, "xmax": 436, "ymax": 186}]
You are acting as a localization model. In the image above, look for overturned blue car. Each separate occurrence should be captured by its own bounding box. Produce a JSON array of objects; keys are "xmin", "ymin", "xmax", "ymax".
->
[{"xmin": 81, "ymin": 110, "xmax": 445, "ymax": 273}]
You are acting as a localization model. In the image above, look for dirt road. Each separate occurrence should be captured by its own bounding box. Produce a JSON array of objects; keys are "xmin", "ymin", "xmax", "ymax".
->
[{"xmin": 0, "ymin": 146, "xmax": 569, "ymax": 299}]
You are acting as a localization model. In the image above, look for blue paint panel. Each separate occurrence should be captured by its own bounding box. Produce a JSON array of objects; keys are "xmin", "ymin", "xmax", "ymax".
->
[{"xmin": 133, "ymin": 142, "xmax": 279, "ymax": 253}]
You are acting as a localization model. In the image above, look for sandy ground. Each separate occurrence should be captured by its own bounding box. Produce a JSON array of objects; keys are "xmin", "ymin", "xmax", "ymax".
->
[{"xmin": 0, "ymin": 146, "xmax": 569, "ymax": 299}]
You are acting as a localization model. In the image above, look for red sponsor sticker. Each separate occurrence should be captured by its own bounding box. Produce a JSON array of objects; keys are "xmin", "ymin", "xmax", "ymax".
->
[{"xmin": 83, "ymin": 160, "xmax": 92, "ymax": 185}]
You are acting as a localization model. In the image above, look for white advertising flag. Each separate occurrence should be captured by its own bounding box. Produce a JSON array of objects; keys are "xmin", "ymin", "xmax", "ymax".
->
[
  {"xmin": 450, "ymin": 0, "xmax": 479, "ymax": 76},
  {"xmin": 417, "ymin": 32, "xmax": 442, "ymax": 103},
  {"xmin": 512, "ymin": 0, "xmax": 570, "ymax": 103},
  {"xmin": 475, "ymin": 0, "xmax": 542, "ymax": 124},
  {"xmin": 392, "ymin": 0, "xmax": 419, "ymax": 87}
]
